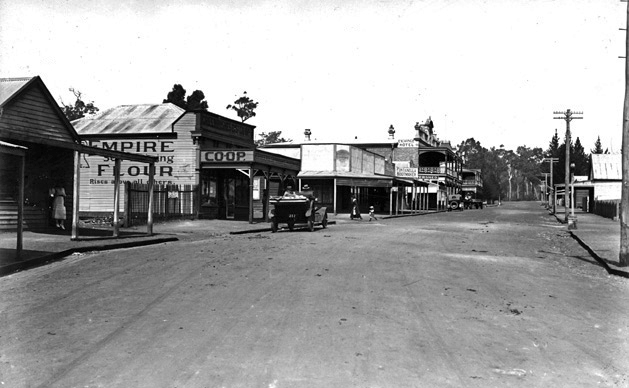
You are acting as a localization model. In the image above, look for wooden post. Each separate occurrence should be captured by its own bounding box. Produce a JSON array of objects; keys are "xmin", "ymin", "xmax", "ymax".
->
[
  {"xmin": 249, "ymin": 167, "xmax": 254, "ymax": 224},
  {"xmin": 333, "ymin": 178, "xmax": 337, "ymax": 215},
  {"xmin": 564, "ymin": 118, "xmax": 571, "ymax": 223},
  {"xmin": 147, "ymin": 163, "xmax": 155, "ymax": 235},
  {"xmin": 264, "ymin": 170, "xmax": 270, "ymax": 222},
  {"xmin": 621, "ymin": 0, "xmax": 629, "ymax": 266},
  {"xmin": 16, "ymin": 153, "xmax": 25, "ymax": 257},
  {"xmin": 71, "ymin": 151, "xmax": 81, "ymax": 240},
  {"xmin": 113, "ymin": 158, "xmax": 121, "ymax": 237}
]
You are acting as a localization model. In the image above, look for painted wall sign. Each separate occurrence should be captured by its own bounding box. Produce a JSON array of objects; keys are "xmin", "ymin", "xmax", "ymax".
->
[
  {"xmin": 396, "ymin": 167, "xmax": 418, "ymax": 178},
  {"xmin": 202, "ymin": 150, "xmax": 254, "ymax": 163},
  {"xmin": 398, "ymin": 139, "xmax": 419, "ymax": 148},
  {"xmin": 81, "ymin": 139, "xmax": 182, "ymax": 184},
  {"xmin": 417, "ymin": 175, "xmax": 440, "ymax": 180},
  {"xmin": 78, "ymin": 137, "xmax": 197, "ymax": 213}
]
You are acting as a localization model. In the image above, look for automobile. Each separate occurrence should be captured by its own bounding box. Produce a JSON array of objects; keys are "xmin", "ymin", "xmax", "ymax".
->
[{"xmin": 447, "ymin": 194, "xmax": 464, "ymax": 211}]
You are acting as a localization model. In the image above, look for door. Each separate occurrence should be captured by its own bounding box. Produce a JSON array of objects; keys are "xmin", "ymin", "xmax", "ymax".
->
[{"xmin": 226, "ymin": 178, "xmax": 235, "ymax": 219}]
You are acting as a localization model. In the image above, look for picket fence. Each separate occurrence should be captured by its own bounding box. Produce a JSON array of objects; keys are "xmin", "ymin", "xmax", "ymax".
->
[
  {"xmin": 592, "ymin": 199, "xmax": 620, "ymax": 221},
  {"xmin": 125, "ymin": 183, "xmax": 198, "ymax": 226}
]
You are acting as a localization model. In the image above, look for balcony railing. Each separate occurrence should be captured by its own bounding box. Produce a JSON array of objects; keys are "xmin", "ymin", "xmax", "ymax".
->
[
  {"xmin": 462, "ymin": 179, "xmax": 482, "ymax": 186},
  {"xmin": 417, "ymin": 166, "xmax": 457, "ymax": 177}
]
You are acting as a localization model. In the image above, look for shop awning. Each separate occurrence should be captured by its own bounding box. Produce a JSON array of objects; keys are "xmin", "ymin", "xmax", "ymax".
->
[{"xmin": 298, "ymin": 170, "xmax": 394, "ymax": 188}]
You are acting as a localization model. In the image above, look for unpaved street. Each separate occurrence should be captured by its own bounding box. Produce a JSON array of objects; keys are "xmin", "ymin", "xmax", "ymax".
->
[{"xmin": 1, "ymin": 202, "xmax": 628, "ymax": 387}]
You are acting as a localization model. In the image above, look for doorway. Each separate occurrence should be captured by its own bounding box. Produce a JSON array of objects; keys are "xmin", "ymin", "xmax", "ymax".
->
[{"xmin": 225, "ymin": 178, "xmax": 235, "ymax": 219}]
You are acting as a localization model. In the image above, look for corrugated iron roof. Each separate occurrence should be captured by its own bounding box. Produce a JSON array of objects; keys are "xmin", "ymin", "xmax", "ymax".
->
[
  {"xmin": 0, "ymin": 77, "xmax": 34, "ymax": 107},
  {"xmin": 72, "ymin": 103, "xmax": 186, "ymax": 135},
  {"xmin": 591, "ymin": 154, "xmax": 621, "ymax": 180}
]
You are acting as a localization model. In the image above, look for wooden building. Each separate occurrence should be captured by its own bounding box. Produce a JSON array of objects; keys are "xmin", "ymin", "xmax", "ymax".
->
[
  {"xmin": 260, "ymin": 128, "xmax": 428, "ymax": 215},
  {"xmin": 73, "ymin": 104, "xmax": 301, "ymax": 222},
  {"xmin": 0, "ymin": 76, "xmax": 156, "ymax": 251}
]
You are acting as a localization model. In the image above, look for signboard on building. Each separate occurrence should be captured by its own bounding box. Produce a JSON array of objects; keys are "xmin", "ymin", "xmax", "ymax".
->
[
  {"xmin": 417, "ymin": 174, "xmax": 440, "ymax": 180},
  {"xmin": 398, "ymin": 139, "xmax": 419, "ymax": 148},
  {"xmin": 396, "ymin": 167, "xmax": 418, "ymax": 178},
  {"xmin": 202, "ymin": 150, "xmax": 254, "ymax": 163}
]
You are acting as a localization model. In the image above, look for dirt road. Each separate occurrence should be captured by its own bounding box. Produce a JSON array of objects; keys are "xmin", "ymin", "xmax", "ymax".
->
[{"xmin": 1, "ymin": 202, "xmax": 628, "ymax": 387}]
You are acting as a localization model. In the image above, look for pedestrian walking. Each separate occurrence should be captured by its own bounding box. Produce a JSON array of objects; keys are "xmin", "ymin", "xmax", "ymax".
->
[
  {"xmin": 368, "ymin": 205, "xmax": 378, "ymax": 221},
  {"xmin": 51, "ymin": 185, "xmax": 66, "ymax": 230},
  {"xmin": 350, "ymin": 195, "xmax": 362, "ymax": 220}
]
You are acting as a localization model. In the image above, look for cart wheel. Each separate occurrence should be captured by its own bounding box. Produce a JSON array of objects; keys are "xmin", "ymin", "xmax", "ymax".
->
[
  {"xmin": 288, "ymin": 220, "xmax": 295, "ymax": 231},
  {"xmin": 449, "ymin": 201, "xmax": 459, "ymax": 210},
  {"xmin": 308, "ymin": 220, "xmax": 314, "ymax": 232},
  {"xmin": 321, "ymin": 215, "xmax": 328, "ymax": 229},
  {"xmin": 271, "ymin": 220, "xmax": 278, "ymax": 233}
]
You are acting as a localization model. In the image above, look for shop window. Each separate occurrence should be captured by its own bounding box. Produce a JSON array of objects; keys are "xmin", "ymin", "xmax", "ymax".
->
[{"xmin": 201, "ymin": 176, "xmax": 217, "ymax": 206}]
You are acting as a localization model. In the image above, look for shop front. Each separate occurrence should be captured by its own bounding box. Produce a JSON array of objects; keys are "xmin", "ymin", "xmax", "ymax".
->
[
  {"xmin": 199, "ymin": 149, "xmax": 300, "ymax": 222},
  {"xmin": 74, "ymin": 104, "xmax": 300, "ymax": 223}
]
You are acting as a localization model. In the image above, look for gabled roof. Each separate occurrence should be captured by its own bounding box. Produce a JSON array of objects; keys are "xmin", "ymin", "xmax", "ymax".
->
[
  {"xmin": 590, "ymin": 154, "xmax": 621, "ymax": 180},
  {"xmin": 0, "ymin": 76, "xmax": 80, "ymax": 143},
  {"xmin": 72, "ymin": 103, "xmax": 186, "ymax": 135},
  {"xmin": 0, "ymin": 77, "xmax": 33, "ymax": 107}
]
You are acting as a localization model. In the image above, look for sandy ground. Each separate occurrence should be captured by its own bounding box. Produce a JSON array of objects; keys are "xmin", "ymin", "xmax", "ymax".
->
[{"xmin": 1, "ymin": 202, "xmax": 628, "ymax": 388}]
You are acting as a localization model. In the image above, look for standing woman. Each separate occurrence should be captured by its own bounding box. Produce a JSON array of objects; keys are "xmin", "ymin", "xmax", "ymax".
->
[{"xmin": 52, "ymin": 185, "xmax": 67, "ymax": 230}]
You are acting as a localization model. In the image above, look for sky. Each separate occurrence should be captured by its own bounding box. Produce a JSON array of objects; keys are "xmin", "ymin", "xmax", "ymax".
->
[{"xmin": 0, "ymin": 0, "xmax": 626, "ymax": 152}]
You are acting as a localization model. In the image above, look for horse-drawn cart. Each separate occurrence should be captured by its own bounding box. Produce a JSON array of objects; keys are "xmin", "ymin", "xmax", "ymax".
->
[{"xmin": 269, "ymin": 191, "xmax": 328, "ymax": 232}]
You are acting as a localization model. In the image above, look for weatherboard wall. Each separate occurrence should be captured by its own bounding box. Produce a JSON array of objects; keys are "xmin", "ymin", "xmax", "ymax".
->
[
  {"xmin": 0, "ymin": 82, "xmax": 76, "ymax": 145},
  {"xmin": 78, "ymin": 113, "xmax": 198, "ymax": 213}
]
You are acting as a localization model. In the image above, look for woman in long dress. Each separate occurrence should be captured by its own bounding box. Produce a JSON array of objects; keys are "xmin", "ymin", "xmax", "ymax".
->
[{"xmin": 52, "ymin": 186, "xmax": 66, "ymax": 230}]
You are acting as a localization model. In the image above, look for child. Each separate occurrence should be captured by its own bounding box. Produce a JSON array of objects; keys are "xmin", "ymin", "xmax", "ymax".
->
[{"xmin": 368, "ymin": 206, "xmax": 377, "ymax": 221}]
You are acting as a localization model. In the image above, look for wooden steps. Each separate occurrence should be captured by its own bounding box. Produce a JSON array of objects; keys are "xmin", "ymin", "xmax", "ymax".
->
[{"xmin": 0, "ymin": 198, "xmax": 49, "ymax": 231}]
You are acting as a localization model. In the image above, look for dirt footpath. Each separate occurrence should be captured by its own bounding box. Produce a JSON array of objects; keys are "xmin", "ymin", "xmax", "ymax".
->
[{"xmin": 1, "ymin": 202, "xmax": 628, "ymax": 387}]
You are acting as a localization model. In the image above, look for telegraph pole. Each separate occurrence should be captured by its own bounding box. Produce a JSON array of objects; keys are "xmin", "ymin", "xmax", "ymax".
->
[
  {"xmin": 554, "ymin": 109, "xmax": 583, "ymax": 226},
  {"xmin": 542, "ymin": 157, "xmax": 558, "ymax": 214},
  {"xmin": 620, "ymin": 0, "xmax": 629, "ymax": 266}
]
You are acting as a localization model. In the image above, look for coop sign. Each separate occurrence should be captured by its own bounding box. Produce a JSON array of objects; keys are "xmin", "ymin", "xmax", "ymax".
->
[{"xmin": 203, "ymin": 150, "xmax": 254, "ymax": 163}]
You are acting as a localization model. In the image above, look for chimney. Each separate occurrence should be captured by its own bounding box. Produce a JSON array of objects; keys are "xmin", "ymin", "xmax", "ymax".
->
[
  {"xmin": 304, "ymin": 128, "xmax": 311, "ymax": 141},
  {"xmin": 388, "ymin": 124, "xmax": 395, "ymax": 139}
]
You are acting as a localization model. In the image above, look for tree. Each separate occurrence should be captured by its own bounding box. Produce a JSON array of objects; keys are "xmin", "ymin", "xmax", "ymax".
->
[
  {"xmin": 255, "ymin": 131, "xmax": 291, "ymax": 147},
  {"xmin": 60, "ymin": 88, "xmax": 99, "ymax": 121},
  {"xmin": 514, "ymin": 146, "xmax": 543, "ymax": 199},
  {"xmin": 546, "ymin": 129, "xmax": 560, "ymax": 158},
  {"xmin": 163, "ymin": 84, "xmax": 187, "ymax": 109},
  {"xmin": 226, "ymin": 91, "xmax": 259, "ymax": 122},
  {"xmin": 591, "ymin": 136, "xmax": 604, "ymax": 154},
  {"xmin": 163, "ymin": 84, "xmax": 208, "ymax": 110},
  {"xmin": 186, "ymin": 90, "xmax": 209, "ymax": 111},
  {"xmin": 572, "ymin": 137, "xmax": 589, "ymax": 176},
  {"xmin": 457, "ymin": 138, "xmax": 485, "ymax": 168},
  {"xmin": 545, "ymin": 130, "xmax": 568, "ymax": 186}
]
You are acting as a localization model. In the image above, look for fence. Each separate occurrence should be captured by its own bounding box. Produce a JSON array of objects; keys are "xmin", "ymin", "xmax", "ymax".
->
[
  {"xmin": 125, "ymin": 183, "xmax": 198, "ymax": 226},
  {"xmin": 592, "ymin": 199, "xmax": 620, "ymax": 221}
]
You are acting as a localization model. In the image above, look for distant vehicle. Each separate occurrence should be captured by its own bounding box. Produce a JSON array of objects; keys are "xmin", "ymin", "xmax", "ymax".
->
[
  {"xmin": 447, "ymin": 194, "xmax": 464, "ymax": 211},
  {"xmin": 463, "ymin": 191, "xmax": 484, "ymax": 209},
  {"xmin": 461, "ymin": 168, "xmax": 484, "ymax": 209}
]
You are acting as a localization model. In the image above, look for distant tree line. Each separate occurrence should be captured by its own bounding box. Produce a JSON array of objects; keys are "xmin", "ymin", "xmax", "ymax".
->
[{"xmin": 457, "ymin": 132, "xmax": 607, "ymax": 203}]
